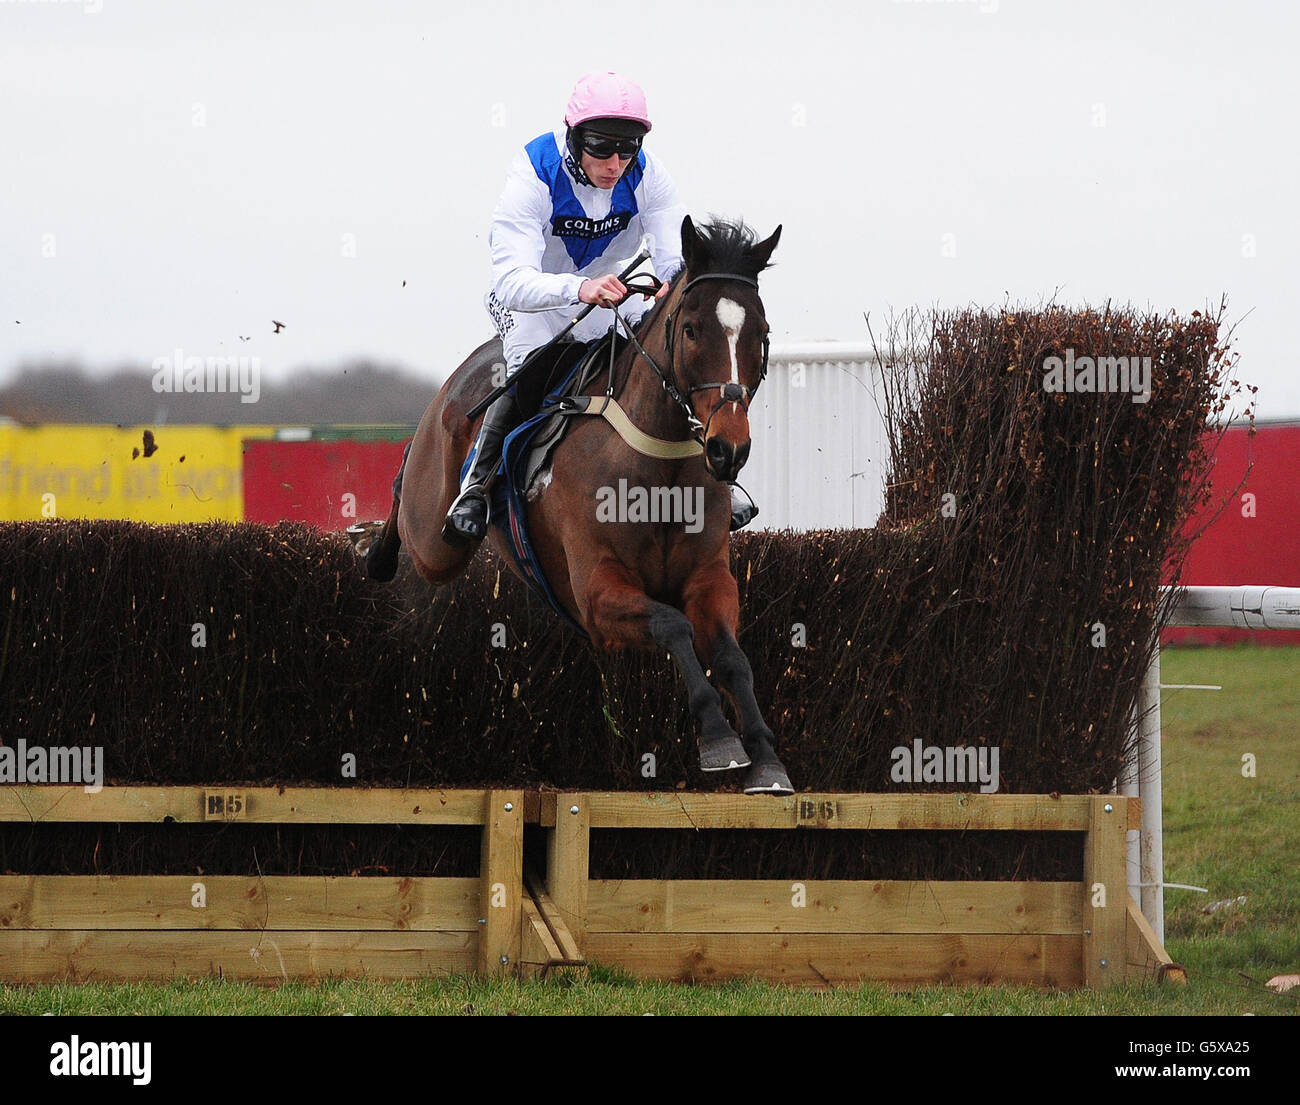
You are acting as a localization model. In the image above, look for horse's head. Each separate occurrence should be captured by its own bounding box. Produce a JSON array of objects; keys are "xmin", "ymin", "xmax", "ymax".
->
[{"xmin": 666, "ymin": 215, "xmax": 781, "ymax": 482}]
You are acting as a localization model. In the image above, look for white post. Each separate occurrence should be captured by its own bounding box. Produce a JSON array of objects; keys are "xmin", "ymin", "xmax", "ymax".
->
[{"xmin": 1137, "ymin": 646, "xmax": 1164, "ymax": 943}]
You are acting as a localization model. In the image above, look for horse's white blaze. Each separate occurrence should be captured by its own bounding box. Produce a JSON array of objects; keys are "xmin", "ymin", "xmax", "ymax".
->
[{"xmin": 716, "ymin": 298, "xmax": 745, "ymax": 405}]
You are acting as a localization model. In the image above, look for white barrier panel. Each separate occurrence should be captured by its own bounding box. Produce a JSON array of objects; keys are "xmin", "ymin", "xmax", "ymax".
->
[{"xmin": 746, "ymin": 344, "xmax": 887, "ymax": 531}]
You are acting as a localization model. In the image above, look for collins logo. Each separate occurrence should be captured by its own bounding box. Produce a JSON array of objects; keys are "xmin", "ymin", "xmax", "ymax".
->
[{"xmin": 552, "ymin": 212, "xmax": 631, "ymax": 240}]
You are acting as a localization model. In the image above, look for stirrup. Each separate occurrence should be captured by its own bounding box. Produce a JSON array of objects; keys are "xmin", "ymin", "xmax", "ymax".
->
[{"xmin": 441, "ymin": 485, "xmax": 491, "ymax": 546}]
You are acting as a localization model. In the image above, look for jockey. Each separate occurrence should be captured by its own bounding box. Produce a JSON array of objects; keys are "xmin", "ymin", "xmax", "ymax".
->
[{"xmin": 441, "ymin": 71, "xmax": 760, "ymax": 547}]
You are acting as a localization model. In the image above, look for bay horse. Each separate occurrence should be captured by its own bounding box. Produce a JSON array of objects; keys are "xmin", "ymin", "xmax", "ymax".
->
[{"xmin": 365, "ymin": 215, "xmax": 793, "ymax": 794}]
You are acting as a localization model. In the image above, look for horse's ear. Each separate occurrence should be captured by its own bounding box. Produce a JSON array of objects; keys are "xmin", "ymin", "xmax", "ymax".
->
[
  {"xmin": 679, "ymin": 214, "xmax": 701, "ymax": 273},
  {"xmin": 751, "ymin": 224, "xmax": 782, "ymax": 271}
]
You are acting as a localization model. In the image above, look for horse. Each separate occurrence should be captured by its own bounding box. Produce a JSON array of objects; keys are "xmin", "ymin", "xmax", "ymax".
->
[{"xmin": 364, "ymin": 215, "xmax": 793, "ymax": 795}]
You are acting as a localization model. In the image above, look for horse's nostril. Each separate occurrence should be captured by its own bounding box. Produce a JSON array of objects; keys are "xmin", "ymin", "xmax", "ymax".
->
[
  {"xmin": 706, "ymin": 438, "xmax": 731, "ymax": 469},
  {"xmin": 735, "ymin": 441, "xmax": 751, "ymax": 470}
]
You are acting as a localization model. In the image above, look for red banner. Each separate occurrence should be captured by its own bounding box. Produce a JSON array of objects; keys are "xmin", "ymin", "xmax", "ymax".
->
[
  {"xmin": 1166, "ymin": 423, "xmax": 1300, "ymax": 645},
  {"xmin": 242, "ymin": 439, "xmax": 409, "ymax": 531}
]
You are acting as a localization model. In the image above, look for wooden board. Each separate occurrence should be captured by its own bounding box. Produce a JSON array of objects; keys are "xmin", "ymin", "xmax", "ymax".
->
[
  {"xmin": 546, "ymin": 794, "xmax": 589, "ymax": 946},
  {"xmin": 583, "ymin": 932, "xmax": 1083, "ymax": 988},
  {"xmin": 477, "ymin": 790, "xmax": 523, "ymax": 976},
  {"xmin": 0, "ymin": 876, "xmax": 478, "ymax": 931},
  {"xmin": 1126, "ymin": 896, "xmax": 1185, "ymax": 983},
  {"xmin": 587, "ymin": 879, "xmax": 1082, "ymax": 935},
  {"xmin": 0, "ymin": 930, "xmax": 475, "ymax": 982},
  {"xmin": 1082, "ymin": 796, "xmax": 1129, "ymax": 987},
  {"xmin": 525, "ymin": 870, "xmax": 585, "ymax": 961},
  {"xmin": 519, "ymin": 896, "xmax": 563, "ymax": 979},
  {"xmin": 0, "ymin": 786, "xmax": 491, "ymax": 825},
  {"xmin": 579, "ymin": 792, "xmax": 1095, "ymax": 831}
]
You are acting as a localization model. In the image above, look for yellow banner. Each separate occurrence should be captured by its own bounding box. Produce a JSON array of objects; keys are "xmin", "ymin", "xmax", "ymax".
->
[{"xmin": 0, "ymin": 425, "xmax": 277, "ymax": 522}]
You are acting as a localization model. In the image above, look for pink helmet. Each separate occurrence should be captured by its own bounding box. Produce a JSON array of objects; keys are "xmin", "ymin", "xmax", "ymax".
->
[{"xmin": 564, "ymin": 72, "xmax": 652, "ymax": 133}]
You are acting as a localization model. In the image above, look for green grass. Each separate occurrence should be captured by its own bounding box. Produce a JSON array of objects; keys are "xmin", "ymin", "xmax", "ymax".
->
[
  {"xmin": 0, "ymin": 969, "xmax": 1293, "ymax": 1016},
  {"xmin": 1157, "ymin": 645, "xmax": 1300, "ymax": 998},
  {"xmin": 2, "ymin": 645, "xmax": 1298, "ymax": 1016}
]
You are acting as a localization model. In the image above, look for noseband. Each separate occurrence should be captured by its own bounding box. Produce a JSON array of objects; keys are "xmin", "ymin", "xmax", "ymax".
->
[{"xmin": 615, "ymin": 272, "xmax": 771, "ymax": 444}]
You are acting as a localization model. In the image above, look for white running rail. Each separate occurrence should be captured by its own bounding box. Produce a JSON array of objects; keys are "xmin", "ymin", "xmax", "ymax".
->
[{"xmin": 1125, "ymin": 585, "xmax": 1300, "ymax": 943}]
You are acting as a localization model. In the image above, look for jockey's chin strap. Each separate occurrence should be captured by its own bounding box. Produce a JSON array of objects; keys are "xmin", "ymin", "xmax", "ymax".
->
[{"xmin": 611, "ymin": 272, "xmax": 771, "ymax": 447}]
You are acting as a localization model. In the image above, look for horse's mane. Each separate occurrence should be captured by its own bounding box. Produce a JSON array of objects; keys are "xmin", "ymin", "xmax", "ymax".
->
[
  {"xmin": 688, "ymin": 216, "xmax": 775, "ymax": 281},
  {"xmin": 634, "ymin": 216, "xmax": 770, "ymax": 338}
]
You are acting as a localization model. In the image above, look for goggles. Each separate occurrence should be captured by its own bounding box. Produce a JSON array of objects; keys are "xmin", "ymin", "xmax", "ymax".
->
[{"xmin": 579, "ymin": 130, "xmax": 643, "ymax": 160}]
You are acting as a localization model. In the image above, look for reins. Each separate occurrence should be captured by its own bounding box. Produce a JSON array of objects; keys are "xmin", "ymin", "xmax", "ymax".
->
[
  {"xmin": 502, "ymin": 266, "xmax": 772, "ymax": 467},
  {"xmin": 611, "ymin": 271, "xmax": 771, "ymax": 446}
]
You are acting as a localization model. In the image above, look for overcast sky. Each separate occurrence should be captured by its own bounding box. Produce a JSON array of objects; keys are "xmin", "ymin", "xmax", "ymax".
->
[{"xmin": 3, "ymin": 0, "xmax": 1296, "ymax": 418}]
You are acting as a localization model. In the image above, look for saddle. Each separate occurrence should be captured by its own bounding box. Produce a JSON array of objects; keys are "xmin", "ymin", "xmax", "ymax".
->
[
  {"xmin": 480, "ymin": 332, "xmax": 628, "ymax": 634},
  {"xmin": 513, "ymin": 334, "xmax": 624, "ymax": 501}
]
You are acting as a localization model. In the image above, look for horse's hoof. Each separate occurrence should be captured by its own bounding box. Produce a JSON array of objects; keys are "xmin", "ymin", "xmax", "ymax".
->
[
  {"xmin": 365, "ymin": 543, "xmax": 398, "ymax": 582},
  {"xmin": 699, "ymin": 732, "xmax": 751, "ymax": 772},
  {"xmin": 743, "ymin": 761, "xmax": 794, "ymax": 795}
]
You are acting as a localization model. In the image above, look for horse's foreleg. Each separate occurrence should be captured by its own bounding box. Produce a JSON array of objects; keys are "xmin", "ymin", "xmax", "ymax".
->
[
  {"xmin": 583, "ymin": 559, "xmax": 750, "ymax": 773},
  {"xmin": 684, "ymin": 562, "xmax": 794, "ymax": 795}
]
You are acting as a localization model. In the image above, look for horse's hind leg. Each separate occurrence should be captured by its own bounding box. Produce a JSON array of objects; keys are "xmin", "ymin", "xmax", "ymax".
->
[
  {"xmin": 364, "ymin": 443, "xmax": 409, "ymax": 582},
  {"xmin": 365, "ymin": 496, "xmax": 403, "ymax": 581},
  {"xmin": 583, "ymin": 559, "xmax": 750, "ymax": 773}
]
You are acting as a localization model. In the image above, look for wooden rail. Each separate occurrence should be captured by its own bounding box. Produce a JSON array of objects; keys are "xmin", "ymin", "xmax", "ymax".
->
[
  {"xmin": 536, "ymin": 791, "xmax": 1171, "ymax": 988},
  {"xmin": 0, "ymin": 786, "xmax": 522, "ymax": 982},
  {"xmin": 0, "ymin": 787, "xmax": 1176, "ymax": 987}
]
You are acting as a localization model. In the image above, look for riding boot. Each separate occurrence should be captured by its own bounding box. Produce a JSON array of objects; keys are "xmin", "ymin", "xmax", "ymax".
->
[
  {"xmin": 729, "ymin": 484, "xmax": 759, "ymax": 531},
  {"xmin": 442, "ymin": 391, "xmax": 519, "ymax": 547}
]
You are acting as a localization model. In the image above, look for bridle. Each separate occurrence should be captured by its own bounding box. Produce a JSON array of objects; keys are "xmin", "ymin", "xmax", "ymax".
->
[{"xmin": 613, "ymin": 272, "xmax": 771, "ymax": 444}]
